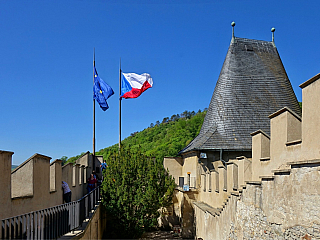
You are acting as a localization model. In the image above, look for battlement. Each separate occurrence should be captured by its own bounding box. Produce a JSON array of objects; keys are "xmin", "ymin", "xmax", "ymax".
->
[
  {"xmin": 0, "ymin": 151, "xmax": 102, "ymax": 220},
  {"xmin": 164, "ymin": 73, "xmax": 320, "ymax": 239}
]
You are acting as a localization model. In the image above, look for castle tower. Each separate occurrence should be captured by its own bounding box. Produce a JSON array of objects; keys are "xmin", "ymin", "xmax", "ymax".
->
[{"xmin": 180, "ymin": 24, "xmax": 301, "ymax": 159}]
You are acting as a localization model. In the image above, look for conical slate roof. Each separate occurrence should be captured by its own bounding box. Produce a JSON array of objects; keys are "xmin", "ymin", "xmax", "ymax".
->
[{"xmin": 180, "ymin": 37, "xmax": 301, "ymax": 154}]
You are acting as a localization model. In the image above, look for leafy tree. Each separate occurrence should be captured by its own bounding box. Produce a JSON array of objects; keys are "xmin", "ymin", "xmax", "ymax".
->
[
  {"xmin": 170, "ymin": 114, "xmax": 178, "ymax": 122},
  {"xmin": 60, "ymin": 156, "xmax": 68, "ymax": 166},
  {"xmin": 150, "ymin": 123, "xmax": 154, "ymax": 128},
  {"xmin": 101, "ymin": 148, "xmax": 175, "ymax": 238},
  {"xmin": 162, "ymin": 117, "xmax": 169, "ymax": 123}
]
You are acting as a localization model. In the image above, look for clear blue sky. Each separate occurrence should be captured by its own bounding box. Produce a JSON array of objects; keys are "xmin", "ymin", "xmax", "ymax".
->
[{"xmin": 1, "ymin": 0, "xmax": 319, "ymax": 165}]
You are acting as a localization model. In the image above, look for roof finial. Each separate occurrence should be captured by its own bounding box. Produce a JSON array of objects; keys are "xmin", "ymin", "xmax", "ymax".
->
[
  {"xmin": 231, "ymin": 21, "xmax": 236, "ymax": 37},
  {"xmin": 271, "ymin": 27, "xmax": 275, "ymax": 42}
]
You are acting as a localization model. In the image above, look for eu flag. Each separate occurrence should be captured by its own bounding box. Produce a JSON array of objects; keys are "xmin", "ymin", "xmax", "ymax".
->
[{"xmin": 93, "ymin": 67, "xmax": 114, "ymax": 111}]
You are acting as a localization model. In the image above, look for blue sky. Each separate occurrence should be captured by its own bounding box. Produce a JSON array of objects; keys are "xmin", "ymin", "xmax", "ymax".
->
[{"xmin": 1, "ymin": 0, "xmax": 319, "ymax": 165}]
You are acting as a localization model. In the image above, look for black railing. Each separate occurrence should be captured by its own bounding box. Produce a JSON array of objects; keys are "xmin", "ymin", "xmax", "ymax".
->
[{"xmin": 0, "ymin": 187, "xmax": 100, "ymax": 239}]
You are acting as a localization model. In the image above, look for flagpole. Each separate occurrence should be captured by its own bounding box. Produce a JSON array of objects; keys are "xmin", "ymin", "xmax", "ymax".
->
[
  {"xmin": 119, "ymin": 58, "xmax": 122, "ymax": 152},
  {"xmin": 93, "ymin": 48, "xmax": 96, "ymax": 171}
]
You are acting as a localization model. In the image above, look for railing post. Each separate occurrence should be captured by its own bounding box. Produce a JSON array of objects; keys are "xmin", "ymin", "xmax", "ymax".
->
[
  {"xmin": 34, "ymin": 211, "xmax": 38, "ymax": 239},
  {"xmin": 49, "ymin": 209, "xmax": 53, "ymax": 239},
  {"xmin": 40, "ymin": 210, "xmax": 44, "ymax": 240},
  {"xmin": 26, "ymin": 214, "xmax": 30, "ymax": 240},
  {"xmin": 9, "ymin": 218, "xmax": 13, "ymax": 239},
  {"xmin": 23, "ymin": 215, "xmax": 26, "ymax": 239},
  {"xmin": 0, "ymin": 220, "xmax": 2, "ymax": 239}
]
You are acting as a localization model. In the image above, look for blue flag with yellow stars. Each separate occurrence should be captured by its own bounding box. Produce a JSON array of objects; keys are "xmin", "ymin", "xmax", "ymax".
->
[{"xmin": 93, "ymin": 67, "xmax": 114, "ymax": 111}]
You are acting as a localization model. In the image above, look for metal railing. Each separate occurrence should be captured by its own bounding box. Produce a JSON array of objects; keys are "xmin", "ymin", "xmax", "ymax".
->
[{"xmin": 0, "ymin": 187, "xmax": 100, "ymax": 239}]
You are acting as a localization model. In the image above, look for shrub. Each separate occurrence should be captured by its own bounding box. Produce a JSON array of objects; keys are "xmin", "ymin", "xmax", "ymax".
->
[{"xmin": 101, "ymin": 147, "xmax": 176, "ymax": 238}]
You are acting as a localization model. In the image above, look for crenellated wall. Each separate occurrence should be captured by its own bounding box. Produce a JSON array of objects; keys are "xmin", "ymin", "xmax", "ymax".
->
[
  {"xmin": 164, "ymin": 73, "xmax": 320, "ymax": 239},
  {"xmin": 0, "ymin": 151, "xmax": 102, "ymax": 220}
]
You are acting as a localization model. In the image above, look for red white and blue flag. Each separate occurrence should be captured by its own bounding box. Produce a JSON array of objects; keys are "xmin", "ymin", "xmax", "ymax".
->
[{"xmin": 121, "ymin": 72, "xmax": 153, "ymax": 99}]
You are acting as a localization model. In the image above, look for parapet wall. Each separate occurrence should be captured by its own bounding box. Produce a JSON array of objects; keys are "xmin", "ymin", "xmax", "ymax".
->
[
  {"xmin": 164, "ymin": 73, "xmax": 320, "ymax": 239},
  {"xmin": 0, "ymin": 151, "xmax": 102, "ymax": 220}
]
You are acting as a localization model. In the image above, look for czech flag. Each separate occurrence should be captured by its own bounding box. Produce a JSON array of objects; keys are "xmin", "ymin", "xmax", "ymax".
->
[{"xmin": 121, "ymin": 72, "xmax": 153, "ymax": 99}]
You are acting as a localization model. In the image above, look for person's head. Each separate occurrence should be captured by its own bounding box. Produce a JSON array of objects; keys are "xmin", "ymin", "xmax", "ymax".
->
[
  {"xmin": 103, "ymin": 160, "xmax": 106, "ymax": 163},
  {"xmin": 90, "ymin": 174, "xmax": 94, "ymax": 179}
]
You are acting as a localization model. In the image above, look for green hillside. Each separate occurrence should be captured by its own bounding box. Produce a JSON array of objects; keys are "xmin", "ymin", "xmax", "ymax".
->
[
  {"xmin": 96, "ymin": 109, "xmax": 206, "ymax": 161},
  {"xmin": 64, "ymin": 109, "xmax": 206, "ymax": 164}
]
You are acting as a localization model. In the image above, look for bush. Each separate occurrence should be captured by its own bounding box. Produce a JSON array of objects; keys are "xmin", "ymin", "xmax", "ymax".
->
[{"xmin": 101, "ymin": 147, "xmax": 176, "ymax": 239}]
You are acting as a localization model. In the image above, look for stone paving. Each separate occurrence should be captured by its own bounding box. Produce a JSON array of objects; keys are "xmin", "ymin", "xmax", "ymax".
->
[{"xmin": 139, "ymin": 230, "xmax": 184, "ymax": 239}]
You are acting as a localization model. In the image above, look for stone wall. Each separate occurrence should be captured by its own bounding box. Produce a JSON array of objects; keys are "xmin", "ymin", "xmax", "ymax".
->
[
  {"xmin": 193, "ymin": 160, "xmax": 320, "ymax": 240},
  {"xmin": 164, "ymin": 73, "xmax": 320, "ymax": 239},
  {"xmin": 0, "ymin": 151, "xmax": 102, "ymax": 220}
]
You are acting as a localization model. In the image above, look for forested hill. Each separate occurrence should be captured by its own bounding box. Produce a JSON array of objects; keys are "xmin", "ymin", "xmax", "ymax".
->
[
  {"xmin": 95, "ymin": 109, "xmax": 207, "ymax": 161},
  {"xmin": 64, "ymin": 109, "xmax": 206, "ymax": 164}
]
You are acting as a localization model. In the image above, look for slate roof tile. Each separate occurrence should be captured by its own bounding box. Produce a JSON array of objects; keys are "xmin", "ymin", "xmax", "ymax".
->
[{"xmin": 180, "ymin": 37, "xmax": 301, "ymax": 154}]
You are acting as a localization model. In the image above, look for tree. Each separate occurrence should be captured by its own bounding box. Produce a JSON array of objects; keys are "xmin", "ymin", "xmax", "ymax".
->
[
  {"xmin": 162, "ymin": 117, "xmax": 169, "ymax": 123},
  {"xmin": 170, "ymin": 114, "xmax": 178, "ymax": 122},
  {"xmin": 101, "ymin": 148, "xmax": 176, "ymax": 238},
  {"xmin": 150, "ymin": 123, "xmax": 154, "ymax": 128},
  {"xmin": 60, "ymin": 156, "xmax": 68, "ymax": 166}
]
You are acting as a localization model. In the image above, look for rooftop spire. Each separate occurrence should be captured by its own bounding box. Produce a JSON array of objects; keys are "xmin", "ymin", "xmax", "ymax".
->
[
  {"xmin": 231, "ymin": 21, "xmax": 236, "ymax": 43},
  {"xmin": 271, "ymin": 27, "xmax": 275, "ymax": 45}
]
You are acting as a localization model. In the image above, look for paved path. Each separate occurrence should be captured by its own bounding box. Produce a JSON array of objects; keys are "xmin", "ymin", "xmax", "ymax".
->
[{"xmin": 139, "ymin": 230, "xmax": 184, "ymax": 239}]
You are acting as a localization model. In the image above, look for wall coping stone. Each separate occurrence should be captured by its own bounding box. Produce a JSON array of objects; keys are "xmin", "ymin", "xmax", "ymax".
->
[
  {"xmin": 62, "ymin": 162, "xmax": 74, "ymax": 169},
  {"xmin": 260, "ymin": 175, "xmax": 275, "ymax": 180},
  {"xmin": 272, "ymin": 169, "xmax": 291, "ymax": 174},
  {"xmin": 230, "ymin": 191, "xmax": 240, "ymax": 197},
  {"xmin": 12, "ymin": 153, "xmax": 51, "ymax": 174},
  {"xmin": 245, "ymin": 181, "xmax": 262, "ymax": 185},
  {"xmin": 11, "ymin": 194, "xmax": 33, "ymax": 200},
  {"xmin": 0, "ymin": 150, "xmax": 14, "ymax": 155},
  {"xmin": 287, "ymin": 159, "xmax": 320, "ymax": 166},
  {"xmin": 286, "ymin": 139, "xmax": 302, "ymax": 146},
  {"xmin": 299, "ymin": 72, "xmax": 320, "ymax": 88},
  {"xmin": 268, "ymin": 107, "xmax": 301, "ymax": 121},
  {"xmin": 50, "ymin": 159, "xmax": 62, "ymax": 166},
  {"xmin": 226, "ymin": 161, "xmax": 238, "ymax": 167},
  {"xmin": 250, "ymin": 129, "xmax": 270, "ymax": 138},
  {"xmin": 236, "ymin": 156, "xmax": 248, "ymax": 161}
]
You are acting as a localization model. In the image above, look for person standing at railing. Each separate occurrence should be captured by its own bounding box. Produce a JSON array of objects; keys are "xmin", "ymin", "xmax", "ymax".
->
[
  {"xmin": 87, "ymin": 173, "xmax": 97, "ymax": 193},
  {"xmin": 100, "ymin": 160, "xmax": 107, "ymax": 181},
  {"xmin": 100, "ymin": 160, "xmax": 107, "ymax": 172},
  {"xmin": 62, "ymin": 181, "xmax": 72, "ymax": 203}
]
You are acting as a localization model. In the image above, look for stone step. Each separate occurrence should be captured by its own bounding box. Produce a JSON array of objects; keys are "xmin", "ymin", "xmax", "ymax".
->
[{"xmin": 193, "ymin": 201, "xmax": 220, "ymax": 217}]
